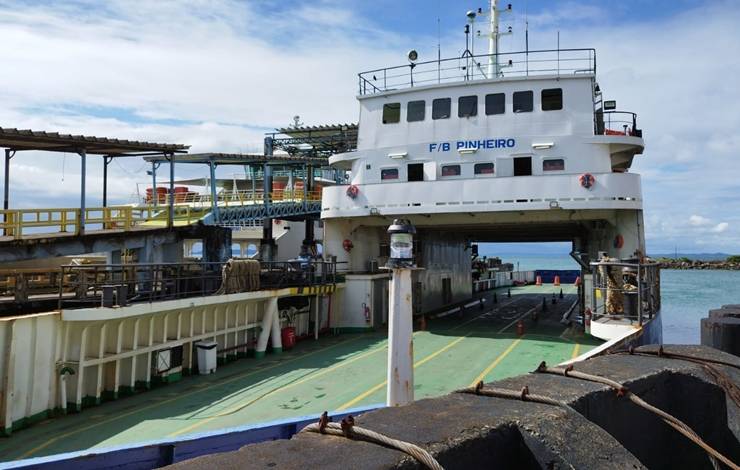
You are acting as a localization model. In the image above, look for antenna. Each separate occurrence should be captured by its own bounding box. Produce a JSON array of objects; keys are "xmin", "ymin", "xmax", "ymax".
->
[
  {"xmin": 485, "ymin": 1, "xmax": 513, "ymax": 78},
  {"xmin": 525, "ymin": 0, "xmax": 529, "ymax": 76},
  {"xmin": 437, "ymin": 15, "xmax": 441, "ymax": 83}
]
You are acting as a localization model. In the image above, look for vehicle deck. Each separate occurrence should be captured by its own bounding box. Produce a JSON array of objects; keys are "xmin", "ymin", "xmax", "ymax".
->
[{"xmin": 0, "ymin": 284, "xmax": 600, "ymax": 462}]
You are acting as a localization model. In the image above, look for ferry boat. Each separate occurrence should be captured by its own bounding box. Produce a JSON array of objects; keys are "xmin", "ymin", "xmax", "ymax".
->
[{"xmin": 0, "ymin": 2, "xmax": 662, "ymax": 467}]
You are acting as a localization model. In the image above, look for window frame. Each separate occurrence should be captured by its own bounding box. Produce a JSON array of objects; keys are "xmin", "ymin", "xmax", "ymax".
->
[
  {"xmin": 458, "ymin": 95, "xmax": 478, "ymax": 118},
  {"xmin": 407, "ymin": 100, "xmax": 426, "ymax": 122},
  {"xmin": 440, "ymin": 164, "xmax": 462, "ymax": 177},
  {"xmin": 432, "ymin": 98, "xmax": 451, "ymax": 120},
  {"xmin": 485, "ymin": 93, "xmax": 505, "ymax": 115},
  {"xmin": 474, "ymin": 162, "xmax": 495, "ymax": 176},
  {"xmin": 542, "ymin": 158, "xmax": 565, "ymax": 172},
  {"xmin": 380, "ymin": 167, "xmax": 400, "ymax": 181},
  {"xmin": 541, "ymin": 88, "xmax": 563, "ymax": 111},
  {"xmin": 513, "ymin": 91, "xmax": 534, "ymax": 113},
  {"xmin": 382, "ymin": 103, "xmax": 401, "ymax": 124}
]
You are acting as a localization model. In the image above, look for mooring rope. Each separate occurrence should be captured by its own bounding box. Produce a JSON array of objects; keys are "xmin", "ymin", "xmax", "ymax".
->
[
  {"xmin": 610, "ymin": 347, "xmax": 740, "ymax": 408},
  {"xmin": 535, "ymin": 362, "xmax": 739, "ymax": 470},
  {"xmin": 301, "ymin": 412, "xmax": 444, "ymax": 470}
]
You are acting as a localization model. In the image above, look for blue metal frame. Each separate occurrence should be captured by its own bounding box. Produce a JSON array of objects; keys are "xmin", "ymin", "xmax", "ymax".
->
[
  {"xmin": 215, "ymin": 201, "xmax": 321, "ymax": 225},
  {"xmin": 4, "ymin": 405, "xmax": 382, "ymax": 470}
]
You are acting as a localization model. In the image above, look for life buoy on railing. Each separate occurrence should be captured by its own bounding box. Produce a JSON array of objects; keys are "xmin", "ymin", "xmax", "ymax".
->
[
  {"xmin": 342, "ymin": 239, "xmax": 354, "ymax": 252},
  {"xmin": 579, "ymin": 173, "xmax": 596, "ymax": 189},
  {"xmin": 346, "ymin": 184, "xmax": 359, "ymax": 199}
]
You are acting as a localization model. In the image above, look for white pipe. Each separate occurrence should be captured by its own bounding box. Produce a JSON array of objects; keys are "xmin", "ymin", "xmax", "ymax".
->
[{"xmin": 386, "ymin": 268, "xmax": 414, "ymax": 406}]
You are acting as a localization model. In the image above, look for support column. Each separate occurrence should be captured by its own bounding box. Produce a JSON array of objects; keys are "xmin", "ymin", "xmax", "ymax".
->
[
  {"xmin": 270, "ymin": 300, "xmax": 283, "ymax": 354},
  {"xmin": 259, "ymin": 143, "xmax": 276, "ymax": 260},
  {"xmin": 78, "ymin": 148, "xmax": 87, "ymax": 234},
  {"xmin": 168, "ymin": 153, "xmax": 175, "ymax": 229},
  {"xmin": 3, "ymin": 149, "xmax": 13, "ymax": 236},
  {"xmin": 255, "ymin": 298, "xmax": 277, "ymax": 358},
  {"xmin": 387, "ymin": 268, "xmax": 414, "ymax": 406},
  {"xmin": 102, "ymin": 155, "xmax": 112, "ymax": 207},
  {"xmin": 209, "ymin": 160, "xmax": 219, "ymax": 222},
  {"xmin": 150, "ymin": 162, "xmax": 158, "ymax": 207}
]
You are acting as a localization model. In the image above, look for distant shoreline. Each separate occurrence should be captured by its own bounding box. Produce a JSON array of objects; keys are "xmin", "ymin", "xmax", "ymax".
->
[{"xmin": 654, "ymin": 257, "xmax": 740, "ymax": 270}]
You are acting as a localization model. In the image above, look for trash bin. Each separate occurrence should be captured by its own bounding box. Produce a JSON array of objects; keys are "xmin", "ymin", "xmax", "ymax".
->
[{"xmin": 196, "ymin": 341, "xmax": 218, "ymax": 374}]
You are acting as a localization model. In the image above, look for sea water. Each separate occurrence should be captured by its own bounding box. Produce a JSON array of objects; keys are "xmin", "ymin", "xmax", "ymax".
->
[{"xmin": 486, "ymin": 253, "xmax": 740, "ymax": 345}]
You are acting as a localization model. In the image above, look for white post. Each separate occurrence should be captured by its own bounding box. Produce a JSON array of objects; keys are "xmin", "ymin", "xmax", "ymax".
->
[
  {"xmin": 255, "ymin": 299, "xmax": 275, "ymax": 358},
  {"xmin": 386, "ymin": 268, "xmax": 414, "ymax": 406},
  {"xmin": 488, "ymin": 0, "xmax": 499, "ymax": 78},
  {"xmin": 270, "ymin": 301, "xmax": 283, "ymax": 354}
]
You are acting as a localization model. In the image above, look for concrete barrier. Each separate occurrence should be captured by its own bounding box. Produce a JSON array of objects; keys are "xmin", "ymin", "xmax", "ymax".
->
[
  {"xmin": 167, "ymin": 345, "xmax": 740, "ymax": 470},
  {"xmin": 701, "ymin": 306, "xmax": 740, "ymax": 356}
]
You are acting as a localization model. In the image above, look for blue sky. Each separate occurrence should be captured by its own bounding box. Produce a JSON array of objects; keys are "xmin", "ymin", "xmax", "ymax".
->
[{"xmin": 0, "ymin": 0, "xmax": 738, "ymax": 254}]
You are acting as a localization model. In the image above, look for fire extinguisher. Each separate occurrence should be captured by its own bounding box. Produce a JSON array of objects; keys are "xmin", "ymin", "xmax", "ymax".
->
[
  {"xmin": 584, "ymin": 308, "xmax": 592, "ymax": 335},
  {"xmin": 362, "ymin": 303, "xmax": 371, "ymax": 323}
]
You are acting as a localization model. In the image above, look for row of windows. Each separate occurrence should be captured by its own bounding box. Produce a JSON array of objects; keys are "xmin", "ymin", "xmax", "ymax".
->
[
  {"xmin": 382, "ymin": 88, "xmax": 563, "ymax": 124},
  {"xmin": 379, "ymin": 159, "xmax": 565, "ymax": 180}
]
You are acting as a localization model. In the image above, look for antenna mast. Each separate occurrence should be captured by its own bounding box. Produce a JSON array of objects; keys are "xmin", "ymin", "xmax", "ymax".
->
[{"xmin": 488, "ymin": 0, "xmax": 499, "ymax": 77}]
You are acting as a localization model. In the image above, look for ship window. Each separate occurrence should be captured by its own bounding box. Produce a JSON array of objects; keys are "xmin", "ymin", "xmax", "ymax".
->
[
  {"xmin": 382, "ymin": 103, "xmax": 401, "ymax": 124},
  {"xmin": 485, "ymin": 93, "xmax": 505, "ymax": 115},
  {"xmin": 541, "ymin": 88, "xmax": 563, "ymax": 111},
  {"xmin": 474, "ymin": 162, "xmax": 495, "ymax": 175},
  {"xmin": 458, "ymin": 95, "xmax": 478, "ymax": 117},
  {"xmin": 441, "ymin": 164, "xmax": 461, "ymax": 177},
  {"xmin": 543, "ymin": 159, "xmax": 565, "ymax": 171},
  {"xmin": 381, "ymin": 168, "xmax": 399, "ymax": 180},
  {"xmin": 432, "ymin": 98, "xmax": 451, "ymax": 119},
  {"xmin": 513, "ymin": 91, "xmax": 533, "ymax": 113},
  {"xmin": 407, "ymin": 100, "xmax": 425, "ymax": 122}
]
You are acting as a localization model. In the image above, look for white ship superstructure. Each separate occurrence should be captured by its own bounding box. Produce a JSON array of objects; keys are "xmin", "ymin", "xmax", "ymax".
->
[{"xmin": 322, "ymin": 2, "xmax": 651, "ymax": 338}]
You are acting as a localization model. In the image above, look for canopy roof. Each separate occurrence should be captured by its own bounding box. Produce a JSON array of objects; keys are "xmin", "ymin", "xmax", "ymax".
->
[
  {"xmin": 143, "ymin": 152, "xmax": 329, "ymax": 166},
  {"xmin": 0, "ymin": 127, "xmax": 189, "ymax": 156},
  {"xmin": 271, "ymin": 124, "xmax": 358, "ymax": 157}
]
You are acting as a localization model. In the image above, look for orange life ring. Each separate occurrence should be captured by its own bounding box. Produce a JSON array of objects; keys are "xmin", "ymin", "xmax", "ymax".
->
[
  {"xmin": 579, "ymin": 173, "xmax": 596, "ymax": 189},
  {"xmin": 614, "ymin": 234, "xmax": 624, "ymax": 249},
  {"xmin": 342, "ymin": 239, "xmax": 354, "ymax": 252},
  {"xmin": 346, "ymin": 184, "xmax": 359, "ymax": 199}
]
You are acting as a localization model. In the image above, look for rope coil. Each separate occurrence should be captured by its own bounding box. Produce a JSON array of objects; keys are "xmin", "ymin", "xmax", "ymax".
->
[{"xmin": 301, "ymin": 412, "xmax": 443, "ymax": 470}]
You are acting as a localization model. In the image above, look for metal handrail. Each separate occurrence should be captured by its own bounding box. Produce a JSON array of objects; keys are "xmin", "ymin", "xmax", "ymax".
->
[
  {"xmin": 358, "ymin": 48, "xmax": 597, "ymax": 95},
  {"xmin": 595, "ymin": 110, "xmax": 641, "ymax": 137},
  {"xmin": 589, "ymin": 260, "xmax": 660, "ymax": 325},
  {"xmin": 57, "ymin": 260, "xmax": 340, "ymax": 309}
]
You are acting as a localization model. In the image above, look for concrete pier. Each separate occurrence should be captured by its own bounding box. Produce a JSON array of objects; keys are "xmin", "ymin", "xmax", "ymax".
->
[
  {"xmin": 169, "ymin": 345, "xmax": 740, "ymax": 470},
  {"xmin": 701, "ymin": 305, "xmax": 740, "ymax": 356}
]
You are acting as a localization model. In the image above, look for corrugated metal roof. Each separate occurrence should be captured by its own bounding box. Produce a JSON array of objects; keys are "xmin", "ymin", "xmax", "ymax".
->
[
  {"xmin": 0, "ymin": 127, "xmax": 189, "ymax": 155},
  {"xmin": 275, "ymin": 123, "xmax": 358, "ymax": 139},
  {"xmin": 143, "ymin": 152, "xmax": 329, "ymax": 165}
]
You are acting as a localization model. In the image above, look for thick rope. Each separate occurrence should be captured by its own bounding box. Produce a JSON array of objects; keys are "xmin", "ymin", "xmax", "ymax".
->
[
  {"xmin": 301, "ymin": 412, "xmax": 443, "ymax": 470},
  {"xmin": 611, "ymin": 347, "xmax": 740, "ymax": 407},
  {"xmin": 536, "ymin": 362, "xmax": 739, "ymax": 470}
]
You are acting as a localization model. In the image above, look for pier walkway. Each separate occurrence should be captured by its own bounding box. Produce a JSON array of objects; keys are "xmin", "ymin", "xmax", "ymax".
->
[{"xmin": 0, "ymin": 284, "xmax": 598, "ymax": 461}]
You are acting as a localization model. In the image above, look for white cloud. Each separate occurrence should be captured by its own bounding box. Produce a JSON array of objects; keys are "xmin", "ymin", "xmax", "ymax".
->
[
  {"xmin": 689, "ymin": 215, "xmax": 711, "ymax": 227},
  {"xmin": 712, "ymin": 222, "xmax": 729, "ymax": 234}
]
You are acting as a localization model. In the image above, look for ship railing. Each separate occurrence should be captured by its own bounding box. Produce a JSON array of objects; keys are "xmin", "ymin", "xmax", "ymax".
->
[
  {"xmin": 358, "ymin": 48, "xmax": 596, "ymax": 95},
  {"xmin": 588, "ymin": 260, "xmax": 661, "ymax": 326},
  {"xmin": 140, "ymin": 189, "xmax": 322, "ymax": 207},
  {"xmin": 594, "ymin": 110, "xmax": 642, "ymax": 137},
  {"xmin": 57, "ymin": 260, "xmax": 341, "ymax": 309}
]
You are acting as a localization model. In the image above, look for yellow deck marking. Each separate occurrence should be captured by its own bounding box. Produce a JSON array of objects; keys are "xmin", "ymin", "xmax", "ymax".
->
[
  {"xmin": 469, "ymin": 338, "xmax": 523, "ymax": 387},
  {"xmin": 571, "ymin": 342, "xmax": 581, "ymax": 359},
  {"xmin": 169, "ymin": 342, "xmax": 389, "ymax": 437},
  {"xmin": 16, "ymin": 334, "xmax": 369, "ymax": 460},
  {"xmin": 338, "ymin": 335, "xmax": 468, "ymax": 411}
]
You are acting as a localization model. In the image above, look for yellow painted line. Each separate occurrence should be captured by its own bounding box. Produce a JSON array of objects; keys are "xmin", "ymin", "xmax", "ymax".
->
[
  {"xmin": 469, "ymin": 338, "xmax": 523, "ymax": 387},
  {"xmin": 169, "ymin": 342, "xmax": 389, "ymax": 437},
  {"xmin": 16, "ymin": 334, "xmax": 369, "ymax": 460},
  {"xmin": 571, "ymin": 342, "xmax": 581, "ymax": 359},
  {"xmin": 338, "ymin": 335, "xmax": 468, "ymax": 411}
]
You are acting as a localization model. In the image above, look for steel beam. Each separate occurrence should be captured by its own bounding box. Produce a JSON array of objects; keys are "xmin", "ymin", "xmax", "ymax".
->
[
  {"xmin": 209, "ymin": 160, "xmax": 219, "ymax": 223},
  {"xmin": 102, "ymin": 156, "xmax": 112, "ymax": 207},
  {"xmin": 168, "ymin": 153, "xmax": 175, "ymax": 229}
]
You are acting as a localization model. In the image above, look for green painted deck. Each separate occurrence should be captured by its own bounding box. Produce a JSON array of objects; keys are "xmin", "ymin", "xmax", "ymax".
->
[{"xmin": 0, "ymin": 284, "xmax": 600, "ymax": 462}]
